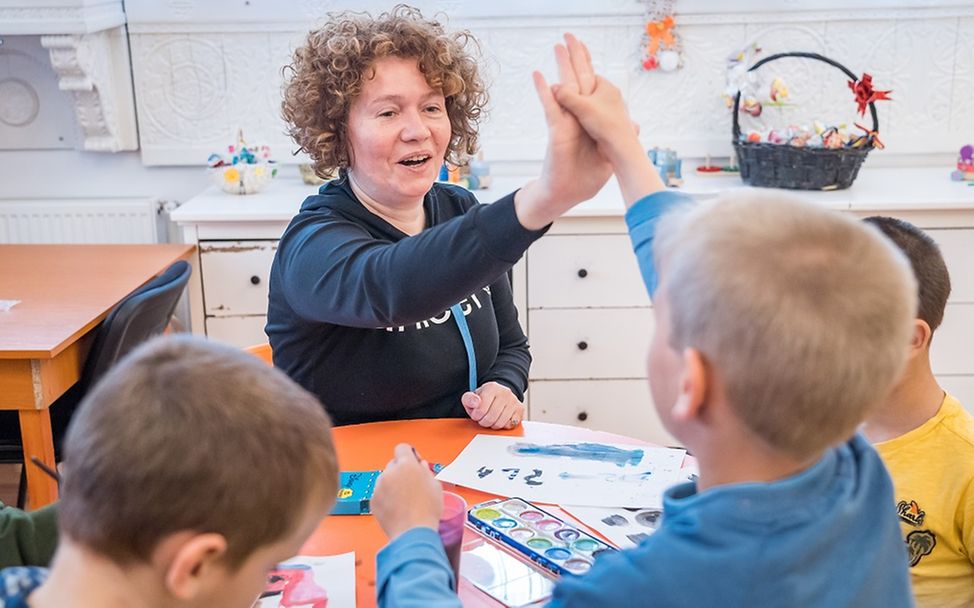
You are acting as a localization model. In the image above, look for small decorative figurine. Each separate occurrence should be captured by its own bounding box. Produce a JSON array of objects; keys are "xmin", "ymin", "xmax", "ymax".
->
[
  {"xmin": 648, "ymin": 147, "xmax": 683, "ymax": 187},
  {"xmin": 951, "ymin": 145, "xmax": 974, "ymax": 181},
  {"xmin": 207, "ymin": 129, "xmax": 277, "ymax": 195}
]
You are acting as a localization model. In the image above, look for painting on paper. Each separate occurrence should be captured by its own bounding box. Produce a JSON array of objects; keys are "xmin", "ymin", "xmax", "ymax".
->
[
  {"xmin": 436, "ymin": 435, "xmax": 686, "ymax": 508},
  {"xmin": 257, "ymin": 553, "xmax": 355, "ymax": 608}
]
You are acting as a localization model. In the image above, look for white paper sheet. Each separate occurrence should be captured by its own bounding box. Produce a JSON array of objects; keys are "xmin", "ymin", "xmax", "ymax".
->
[
  {"xmin": 564, "ymin": 463, "xmax": 700, "ymax": 549},
  {"xmin": 257, "ymin": 552, "xmax": 355, "ymax": 608},
  {"xmin": 436, "ymin": 435, "xmax": 686, "ymax": 508}
]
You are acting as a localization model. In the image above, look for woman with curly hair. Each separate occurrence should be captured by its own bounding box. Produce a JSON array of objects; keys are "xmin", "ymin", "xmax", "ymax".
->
[{"xmin": 267, "ymin": 5, "xmax": 610, "ymax": 428}]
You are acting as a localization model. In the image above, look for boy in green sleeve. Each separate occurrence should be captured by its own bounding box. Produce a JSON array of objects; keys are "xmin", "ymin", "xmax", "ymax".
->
[{"xmin": 0, "ymin": 501, "xmax": 57, "ymax": 568}]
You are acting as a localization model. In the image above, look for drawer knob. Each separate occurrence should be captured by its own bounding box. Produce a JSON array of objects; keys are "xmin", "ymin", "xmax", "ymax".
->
[
  {"xmin": 250, "ymin": 275, "xmax": 261, "ymax": 285},
  {"xmin": 576, "ymin": 341, "xmax": 588, "ymax": 351},
  {"xmin": 577, "ymin": 411, "xmax": 588, "ymax": 422},
  {"xmin": 577, "ymin": 268, "xmax": 588, "ymax": 278}
]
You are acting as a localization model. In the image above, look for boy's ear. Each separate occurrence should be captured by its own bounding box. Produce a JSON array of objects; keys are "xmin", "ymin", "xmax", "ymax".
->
[
  {"xmin": 161, "ymin": 532, "xmax": 229, "ymax": 600},
  {"xmin": 671, "ymin": 347, "xmax": 708, "ymax": 422},
  {"xmin": 910, "ymin": 319, "xmax": 933, "ymax": 354}
]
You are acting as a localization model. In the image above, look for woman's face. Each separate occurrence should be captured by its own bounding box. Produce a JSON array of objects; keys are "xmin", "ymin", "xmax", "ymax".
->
[{"xmin": 346, "ymin": 56, "xmax": 451, "ymax": 208}]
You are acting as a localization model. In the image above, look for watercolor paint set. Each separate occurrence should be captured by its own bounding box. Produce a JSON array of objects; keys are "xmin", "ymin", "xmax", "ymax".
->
[
  {"xmin": 331, "ymin": 471, "xmax": 379, "ymax": 515},
  {"xmin": 467, "ymin": 497, "xmax": 615, "ymax": 577}
]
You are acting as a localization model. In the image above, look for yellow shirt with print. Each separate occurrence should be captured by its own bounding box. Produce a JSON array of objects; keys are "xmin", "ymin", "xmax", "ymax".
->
[{"xmin": 875, "ymin": 394, "xmax": 974, "ymax": 608}]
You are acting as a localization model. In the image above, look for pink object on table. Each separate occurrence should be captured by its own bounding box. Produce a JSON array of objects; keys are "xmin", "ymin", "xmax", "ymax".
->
[{"xmin": 438, "ymin": 491, "xmax": 467, "ymax": 591}]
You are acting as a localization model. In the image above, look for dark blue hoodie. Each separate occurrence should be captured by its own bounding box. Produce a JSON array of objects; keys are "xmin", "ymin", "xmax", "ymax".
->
[{"xmin": 266, "ymin": 174, "xmax": 545, "ymax": 425}]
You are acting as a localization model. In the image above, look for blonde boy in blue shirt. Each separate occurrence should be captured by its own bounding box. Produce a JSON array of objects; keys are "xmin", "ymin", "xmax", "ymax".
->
[{"xmin": 370, "ymin": 34, "xmax": 916, "ymax": 608}]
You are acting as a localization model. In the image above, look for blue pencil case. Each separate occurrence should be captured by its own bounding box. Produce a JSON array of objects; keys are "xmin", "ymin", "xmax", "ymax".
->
[{"xmin": 467, "ymin": 497, "xmax": 615, "ymax": 577}]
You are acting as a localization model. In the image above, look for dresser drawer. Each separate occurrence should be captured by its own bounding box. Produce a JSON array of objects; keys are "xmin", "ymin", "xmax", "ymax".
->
[
  {"xmin": 937, "ymin": 376, "xmax": 974, "ymax": 415},
  {"xmin": 930, "ymin": 229, "xmax": 974, "ymax": 303},
  {"xmin": 529, "ymin": 379, "xmax": 680, "ymax": 447},
  {"xmin": 205, "ymin": 315, "xmax": 269, "ymax": 349},
  {"xmin": 528, "ymin": 308, "xmax": 653, "ymax": 379},
  {"xmin": 200, "ymin": 240, "xmax": 277, "ymax": 316},
  {"xmin": 930, "ymin": 303, "xmax": 974, "ymax": 375},
  {"xmin": 527, "ymin": 234, "xmax": 651, "ymax": 309}
]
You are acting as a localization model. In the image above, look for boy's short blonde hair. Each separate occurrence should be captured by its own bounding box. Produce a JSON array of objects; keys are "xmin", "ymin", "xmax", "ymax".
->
[
  {"xmin": 60, "ymin": 336, "xmax": 338, "ymax": 568},
  {"xmin": 654, "ymin": 192, "xmax": 917, "ymax": 458}
]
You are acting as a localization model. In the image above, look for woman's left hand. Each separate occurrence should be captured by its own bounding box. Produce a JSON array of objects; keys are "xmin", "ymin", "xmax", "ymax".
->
[{"xmin": 461, "ymin": 382, "xmax": 525, "ymax": 430}]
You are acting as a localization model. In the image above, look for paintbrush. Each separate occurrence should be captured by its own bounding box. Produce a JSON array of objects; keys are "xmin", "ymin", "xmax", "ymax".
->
[{"xmin": 30, "ymin": 457, "xmax": 61, "ymax": 486}]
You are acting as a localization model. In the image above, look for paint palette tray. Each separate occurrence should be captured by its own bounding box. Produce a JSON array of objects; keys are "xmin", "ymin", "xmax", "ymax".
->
[{"xmin": 467, "ymin": 497, "xmax": 615, "ymax": 577}]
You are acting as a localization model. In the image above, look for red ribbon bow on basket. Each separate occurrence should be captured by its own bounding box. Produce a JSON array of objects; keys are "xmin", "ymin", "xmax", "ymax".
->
[{"xmin": 848, "ymin": 73, "xmax": 892, "ymax": 117}]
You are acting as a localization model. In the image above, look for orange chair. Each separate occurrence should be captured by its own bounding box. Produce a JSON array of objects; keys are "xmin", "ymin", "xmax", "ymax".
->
[{"xmin": 244, "ymin": 342, "xmax": 273, "ymax": 366}]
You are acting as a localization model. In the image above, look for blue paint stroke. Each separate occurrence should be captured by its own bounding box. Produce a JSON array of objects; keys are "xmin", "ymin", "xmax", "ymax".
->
[
  {"xmin": 558, "ymin": 471, "xmax": 654, "ymax": 483},
  {"xmin": 509, "ymin": 442, "xmax": 644, "ymax": 467}
]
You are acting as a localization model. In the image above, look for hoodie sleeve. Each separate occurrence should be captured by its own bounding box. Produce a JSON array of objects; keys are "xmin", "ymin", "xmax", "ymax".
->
[{"xmin": 277, "ymin": 193, "xmax": 547, "ymax": 328}]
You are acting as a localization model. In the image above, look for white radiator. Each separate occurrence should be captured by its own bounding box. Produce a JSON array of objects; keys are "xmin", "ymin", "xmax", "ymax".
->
[{"xmin": 0, "ymin": 198, "xmax": 162, "ymax": 244}]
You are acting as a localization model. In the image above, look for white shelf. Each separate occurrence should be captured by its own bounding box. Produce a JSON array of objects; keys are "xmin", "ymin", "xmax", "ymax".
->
[{"xmin": 173, "ymin": 166, "xmax": 974, "ymax": 228}]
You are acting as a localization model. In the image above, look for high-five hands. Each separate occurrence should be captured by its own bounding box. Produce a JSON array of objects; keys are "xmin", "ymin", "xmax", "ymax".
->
[{"xmin": 513, "ymin": 34, "xmax": 613, "ymax": 230}]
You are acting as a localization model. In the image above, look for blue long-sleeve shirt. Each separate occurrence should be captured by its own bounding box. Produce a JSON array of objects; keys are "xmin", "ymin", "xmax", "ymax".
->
[{"xmin": 375, "ymin": 191, "xmax": 914, "ymax": 608}]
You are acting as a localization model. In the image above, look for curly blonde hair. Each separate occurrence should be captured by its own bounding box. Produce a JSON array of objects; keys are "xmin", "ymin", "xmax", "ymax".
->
[{"xmin": 282, "ymin": 4, "xmax": 488, "ymax": 178}]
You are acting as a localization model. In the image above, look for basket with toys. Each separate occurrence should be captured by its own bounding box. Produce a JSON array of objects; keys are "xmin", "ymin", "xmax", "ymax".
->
[{"xmin": 732, "ymin": 52, "xmax": 891, "ymax": 191}]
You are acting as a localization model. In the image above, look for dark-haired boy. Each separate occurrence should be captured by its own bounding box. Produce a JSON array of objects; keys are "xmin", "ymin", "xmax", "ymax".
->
[
  {"xmin": 0, "ymin": 336, "xmax": 338, "ymax": 608},
  {"xmin": 863, "ymin": 216, "xmax": 974, "ymax": 608}
]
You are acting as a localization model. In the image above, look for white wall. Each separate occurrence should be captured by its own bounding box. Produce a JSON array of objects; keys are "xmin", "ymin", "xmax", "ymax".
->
[{"xmin": 1, "ymin": 1, "xmax": 971, "ymax": 204}]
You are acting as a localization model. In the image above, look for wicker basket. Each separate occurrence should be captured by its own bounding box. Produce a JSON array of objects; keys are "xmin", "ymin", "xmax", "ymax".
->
[{"xmin": 732, "ymin": 52, "xmax": 880, "ymax": 191}]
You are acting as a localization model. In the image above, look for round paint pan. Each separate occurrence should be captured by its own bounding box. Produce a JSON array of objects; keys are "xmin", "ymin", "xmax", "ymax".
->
[
  {"xmin": 563, "ymin": 558, "xmax": 592, "ymax": 574},
  {"xmin": 492, "ymin": 518, "xmax": 518, "ymax": 529},
  {"xmin": 509, "ymin": 527, "xmax": 534, "ymax": 540},
  {"xmin": 544, "ymin": 547, "xmax": 572, "ymax": 561},
  {"xmin": 526, "ymin": 537, "xmax": 553, "ymax": 550},
  {"xmin": 519, "ymin": 510, "xmax": 544, "ymax": 522},
  {"xmin": 501, "ymin": 500, "xmax": 530, "ymax": 515},
  {"xmin": 472, "ymin": 507, "xmax": 502, "ymax": 521},
  {"xmin": 535, "ymin": 519, "xmax": 562, "ymax": 532},
  {"xmin": 553, "ymin": 528, "xmax": 581, "ymax": 542},
  {"xmin": 571, "ymin": 538, "xmax": 601, "ymax": 553}
]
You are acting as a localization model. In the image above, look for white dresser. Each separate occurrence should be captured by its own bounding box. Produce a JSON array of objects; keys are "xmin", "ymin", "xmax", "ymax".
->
[{"xmin": 172, "ymin": 167, "xmax": 974, "ymax": 444}]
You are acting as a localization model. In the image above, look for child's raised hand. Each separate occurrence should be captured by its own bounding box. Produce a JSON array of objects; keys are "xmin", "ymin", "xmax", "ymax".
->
[
  {"xmin": 551, "ymin": 33, "xmax": 665, "ymax": 207},
  {"xmin": 513, "ymin": 34, "xmax": 613, "ymax": 230},
  {"xmin": 372, "ymin": 443, "xmax": 443, "ymax": 540},
  {"xmin": 551, "ymin": 37, "xmax": 639, "ymax": 164}
]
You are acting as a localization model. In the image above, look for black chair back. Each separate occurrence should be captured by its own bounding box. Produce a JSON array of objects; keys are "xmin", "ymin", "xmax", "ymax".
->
[
  {"xmin": 0, "ymin": 259, "xmax": 192, "ymax": 507},
  {"xmin": 78, "ymin": 259, "xmax": 192, "ymax": 391}
]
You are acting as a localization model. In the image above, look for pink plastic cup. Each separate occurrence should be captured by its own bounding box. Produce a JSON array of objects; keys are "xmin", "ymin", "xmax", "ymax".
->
[{"xmin": 438, "ymin": 491, "xmax": 467, "ymax": 590}]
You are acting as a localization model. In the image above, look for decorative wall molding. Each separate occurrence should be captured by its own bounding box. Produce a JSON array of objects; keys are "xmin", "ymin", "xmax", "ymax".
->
[
  {"xmin": 0, "ymin": 1, "xmax": 125, "ymax": 35},
  {"xmin": 40, "ymin": 27, "xmax": 138, "ymax": 152},
  {"xmin": 130, "ymin": 5, "xmax": 974, "ymax": 166}
]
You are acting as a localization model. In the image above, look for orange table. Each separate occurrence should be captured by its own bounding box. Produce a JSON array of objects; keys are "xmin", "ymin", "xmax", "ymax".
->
[
  {"xmin": 0, "ymin": 244, "xmax": 196, "ymax": 509},
  {"xmin": 301, "ymin": 419, "xmax": 650, "ymax": 608}
]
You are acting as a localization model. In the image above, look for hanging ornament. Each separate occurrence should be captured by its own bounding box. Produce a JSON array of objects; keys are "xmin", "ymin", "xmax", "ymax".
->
[
  {"xmin": 641, "ymin": 0, "xmax": 682, "ymax": 72},
  {"xmin": 722, "ymin": 42, "xmax": 761, "ymax": 110}
]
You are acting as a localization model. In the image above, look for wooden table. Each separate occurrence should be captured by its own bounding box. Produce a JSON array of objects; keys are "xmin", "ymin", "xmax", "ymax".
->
[
  {"xmin": 301, "ymin": 419, "xmax": 651, "ymax": 608},
  {"xmin": 0, "ymin": 244, "xmax": 196, "ymax": 509}
]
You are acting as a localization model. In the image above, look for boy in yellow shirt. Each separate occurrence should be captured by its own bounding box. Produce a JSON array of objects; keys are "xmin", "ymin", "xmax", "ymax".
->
[{"xmin": 863, "ymin": 216, "xmax": 974, "ymax": 608}]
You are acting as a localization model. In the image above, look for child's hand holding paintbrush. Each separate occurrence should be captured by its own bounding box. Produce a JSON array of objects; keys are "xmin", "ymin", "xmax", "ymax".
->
[{"xmin": 372, "ymin": 444, "xmax": 443, "ymax": 540}]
